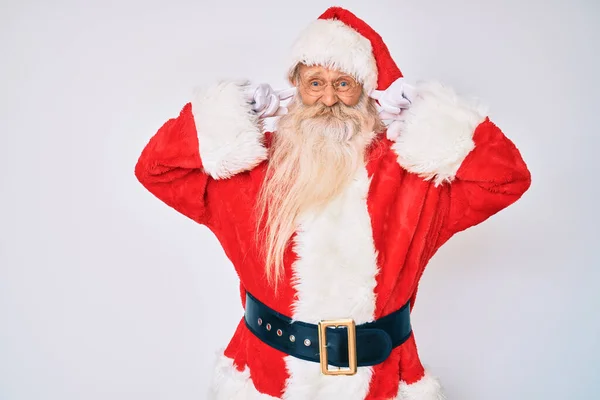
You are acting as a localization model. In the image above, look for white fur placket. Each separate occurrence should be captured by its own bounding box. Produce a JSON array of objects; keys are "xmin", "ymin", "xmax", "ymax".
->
[{"xmin": 282, "ymin": 164, "xmax": 380, "ymax": 399}]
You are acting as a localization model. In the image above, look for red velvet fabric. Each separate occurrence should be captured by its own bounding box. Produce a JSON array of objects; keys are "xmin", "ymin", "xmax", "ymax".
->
[{"xmin": 135, "ymin": 102, "xmax": 531, "ymax": 398}]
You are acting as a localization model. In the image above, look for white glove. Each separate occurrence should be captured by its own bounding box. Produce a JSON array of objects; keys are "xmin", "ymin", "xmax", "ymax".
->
[
  {"xmin": 369, "ymin": 78, "xmax": 416, "ymax": 140},
  {"xmin": 245, "ymin": 84, "xmax": 296, "ymax": 118}
]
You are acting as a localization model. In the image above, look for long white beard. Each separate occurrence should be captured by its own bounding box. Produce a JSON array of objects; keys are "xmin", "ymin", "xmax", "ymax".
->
[{"xmin": 255, "ymin": 93, "xmax": 383, "ymax": 286}]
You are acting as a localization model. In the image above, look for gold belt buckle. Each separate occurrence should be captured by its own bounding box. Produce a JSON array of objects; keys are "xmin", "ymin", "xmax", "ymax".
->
[{"xmin": 317, "ymin": 319, "xmax": 357, "ymax": 376}]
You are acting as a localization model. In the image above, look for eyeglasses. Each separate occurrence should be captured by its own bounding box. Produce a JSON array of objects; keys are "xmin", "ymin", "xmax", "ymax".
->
[{"xmin": 299, "ymin": 75, "xmax": 360, "ymax": 95}]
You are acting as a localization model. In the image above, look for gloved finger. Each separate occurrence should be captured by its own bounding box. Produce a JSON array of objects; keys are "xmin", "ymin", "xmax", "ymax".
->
[
  {"xmin": 380, "ymin": 103, "xmax": 401, "ymax": 114},
  {"xmin": 244, "ymin": 86, "xmax": 258, "ymax": 103},
  {"xmin": 261, "ymin": 93, "xmax": 280, "ymax": 117},
  {"xmin": 273, "ymin": 106, "xmax": 288, "ymax": 116},
  {"xmin": 276, "ymin": 87, "xmax": 296, "ymax": 100},
  {"xmin": 254, "ymin": 84, "xmax": 272, "ymax": 104},
  {"xmin": 256, "ymin": 84, "xmax": 273, "ymax": 98},
  {"xmin": 388, "ymin": 77, "xmax": 406, "ymax": 91},
  {"xmin": 368, "ymin": 89, "xmax": 383, "ymax": 100},
  {"xmin": 394, "ymin": 97, "xmax": 411, "ymax": 108},
  {"xmin": 386, "ymin": 120, "xmax": 404, "ymax": 141},
  {"xmin": 255, "ymin": 86, "xmax": 273, "ymax": 110},
  {"xmin": 256, "ymin": 83, "xmax": 272, "ymax": 96},
  {"xmin": 402, "ymin": 84, "xmax": 418, "ymax": 102},
  {"xmin": 376, "ymin": 103, "xmax": 402, "ymax": 115},
  {"xmin": 379, "ymin": 111, "xmax": 403, "ymax": 120},
  {"xmin": 395, "ymin": 109, "xmax": 408, "ymax": 122},
  {"xmin": 384, "ymin": 85, "xmax": 411, "ymax": 105},
  {"xmin": 253, "ymin": 95, "xmax": 267, "ymax": 112}
]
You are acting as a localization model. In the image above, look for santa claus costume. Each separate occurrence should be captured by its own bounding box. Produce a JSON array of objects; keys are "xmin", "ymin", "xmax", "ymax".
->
[{"xmin": 135, "ymin": 6, "xmax": 531, "ymax": 400}]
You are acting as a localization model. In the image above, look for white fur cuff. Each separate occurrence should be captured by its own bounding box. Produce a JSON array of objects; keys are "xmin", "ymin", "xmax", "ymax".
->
[
  {"xmin": 397, "ymin": 371, "xmax": 446, "ymax": 400},
  {"xmin": 191, "ymin": 81, "xmax": 267, "ymax": 179},
  {"xmin": 207, "ymin": 353, "xmax": 277, "ymax": 400},
  {"xmin": 392, "ymin": 81, "xmax": 487, "ymax": 186}
]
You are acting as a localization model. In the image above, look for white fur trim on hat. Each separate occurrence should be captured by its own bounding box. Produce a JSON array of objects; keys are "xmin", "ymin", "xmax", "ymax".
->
[{"xmin": 288, "ymin": 19, "xmax": 378, "ymax": 92}]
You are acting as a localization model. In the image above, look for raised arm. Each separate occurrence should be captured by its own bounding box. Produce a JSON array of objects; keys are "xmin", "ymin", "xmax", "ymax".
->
[
  {"xmin": 134, "ymin": 81, "xmax": 267, "ymax": 224},
  {"xmin": 391, "ymin": 81, "xmax": 532, "ymax": 246}
]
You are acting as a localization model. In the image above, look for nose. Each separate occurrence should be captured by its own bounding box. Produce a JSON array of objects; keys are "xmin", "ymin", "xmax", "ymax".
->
[{"xmin": 319, "ymin": 85, "xmax": 338, "ymax": 107}]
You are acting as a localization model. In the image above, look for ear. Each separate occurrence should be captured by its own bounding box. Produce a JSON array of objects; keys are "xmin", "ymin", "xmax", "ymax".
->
[
  {"xmin": 288, "ymin": 63, "xmax": 304, "ymax": 87},
  {"xmin": 288, "ymin": 74, "xmax": 297, "ymax": 87}
]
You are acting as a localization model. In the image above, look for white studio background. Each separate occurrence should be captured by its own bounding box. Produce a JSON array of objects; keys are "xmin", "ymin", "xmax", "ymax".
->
[{"xmin": 0, "ymin": 0, "xmax": 598, "ymax": 399}]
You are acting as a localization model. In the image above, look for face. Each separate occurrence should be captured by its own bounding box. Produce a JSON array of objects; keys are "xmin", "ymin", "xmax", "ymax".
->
[
  {"xmin": 256, "ymin": 68, "xmax": 383, "ymax": 285},
  {"xmin": 293, "ymin": 64, "xmax": 363, "ymax": 107}
]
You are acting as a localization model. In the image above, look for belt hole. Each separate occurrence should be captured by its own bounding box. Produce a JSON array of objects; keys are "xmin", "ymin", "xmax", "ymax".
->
[
  {"xmin": 277, "ymin": 329, "xmax": 283, "ymax": 336},
  {"xmin": 266, "ymin": 323, "xmax": 271, "ymax": 331},
  {"xmin": 257, "ymin": 318, "xmax": 263, "ymax": 326},
  {"xmin": 304, "ymin": 339, "xmax": 311, "ymax": 346},
  {"xmin": 289, "ymin": 335, "xmax": 296, "ymax": 342}
]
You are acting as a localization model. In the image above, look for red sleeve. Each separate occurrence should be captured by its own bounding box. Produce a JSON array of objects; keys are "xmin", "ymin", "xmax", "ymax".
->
[
  {"xmin": 436, "ymin": 118, "xmax": 532, "ymax": 247},
  {"xmin": 134, "ymin": 103, "xmax": 210, "ymax": 224}
]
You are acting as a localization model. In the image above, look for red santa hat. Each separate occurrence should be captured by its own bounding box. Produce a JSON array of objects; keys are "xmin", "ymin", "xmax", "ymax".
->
[{"xmin": 287, "ymin": 7, "xmax": 403, "ymax": 93}]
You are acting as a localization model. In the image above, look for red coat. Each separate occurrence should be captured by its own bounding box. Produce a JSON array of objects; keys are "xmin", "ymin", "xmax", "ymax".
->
[{"xmin": 135, "ymin": 80, "xmax": 531, "ymax": 400}]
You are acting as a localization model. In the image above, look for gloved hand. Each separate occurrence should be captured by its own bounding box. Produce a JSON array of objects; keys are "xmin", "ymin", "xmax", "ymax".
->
[
  {"xmin": 245, "ymin": 84, "xmax": 296, "ymax": 118},
  {"xmin": 369, "ymin": 78, "xmax": 416, "ymax": 140}
]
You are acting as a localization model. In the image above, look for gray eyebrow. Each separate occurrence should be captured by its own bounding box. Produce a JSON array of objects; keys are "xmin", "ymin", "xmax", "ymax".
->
[
  {"xmin": 303, "ymin": 71, "xmax": 324, "ymax": 80},
  {"xmin": 302, "ymin": 72, "xmax": 355, "ymax": 81}
]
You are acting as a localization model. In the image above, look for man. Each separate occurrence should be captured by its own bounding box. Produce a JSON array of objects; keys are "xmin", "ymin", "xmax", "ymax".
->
[{"xmin": 135, "ymin": 7, "xmax": 531, "ymax": 400}]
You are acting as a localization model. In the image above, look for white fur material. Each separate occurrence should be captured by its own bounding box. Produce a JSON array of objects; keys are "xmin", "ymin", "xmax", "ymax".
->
[
  {"xmin": 191, "ymin": 81, "xmax": 267, "ymax": 180},
  {"xmin": 396, "ymin": 371, "xmax": 446, "ymax": 400},
  {"xmin": 283, "ymin": 165, "xmax": 380, "ymax": 399},
  {"xmin": 392, "ymin": 81, "xmax": 487, "ymax": 186},
  {"xmin": 288, "ymin": 19, "xmax": 378, "ymax": 92},
  {"xmin": 207, "ymin": 352, "xmax": 278, "ymax": 399}
]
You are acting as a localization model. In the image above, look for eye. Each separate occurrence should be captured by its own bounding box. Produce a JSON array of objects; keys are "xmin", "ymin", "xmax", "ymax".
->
[
  {"xmin": 336, "ymin": 78, "xmax": 354, "ymax": 88},
  {"xmin": 309, "ymin": 80, "xmax": 322, "ymax": 87}
]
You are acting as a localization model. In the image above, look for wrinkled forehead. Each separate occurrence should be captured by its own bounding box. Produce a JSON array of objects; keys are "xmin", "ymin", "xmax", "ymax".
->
[{"xmin": 298, "ymin": 64, "xmax": 356, "ymax": 81}]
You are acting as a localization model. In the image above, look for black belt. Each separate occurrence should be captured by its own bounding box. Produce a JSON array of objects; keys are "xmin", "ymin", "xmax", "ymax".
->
[{"xmin": 244, "ymin": 291, "xmax": 412, "ymax": 375}]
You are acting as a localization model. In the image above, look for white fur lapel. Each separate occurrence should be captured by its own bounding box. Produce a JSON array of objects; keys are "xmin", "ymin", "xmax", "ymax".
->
[{"xmin": 283, "ymin": 164, "xmax": 379, "ymax": 399}]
